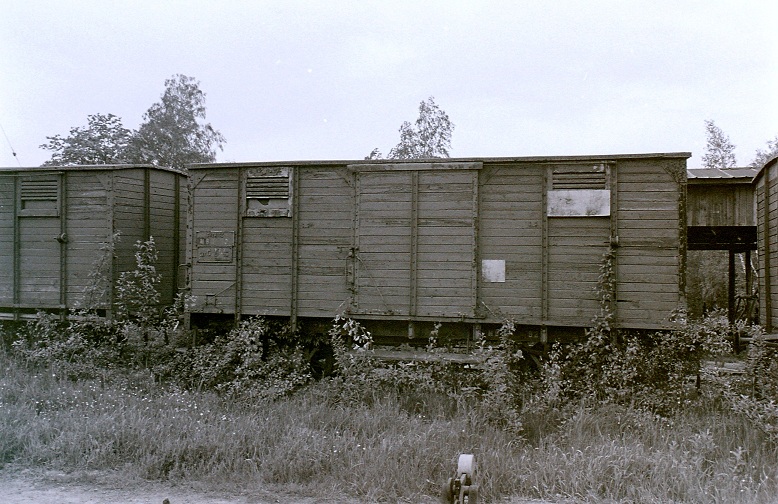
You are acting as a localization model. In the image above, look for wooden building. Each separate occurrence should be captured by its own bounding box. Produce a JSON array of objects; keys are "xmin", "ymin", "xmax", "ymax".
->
[
  {"xmin": 0, "ymin": 164, "xmax": 186, "ymax": 319},
  {"xmin": 185, "ymin": 153, "xmax": 690, "ymax": 341},
  {"xmin": 754, "ymin": 156, "xmax": 778, "ymax": 332}
]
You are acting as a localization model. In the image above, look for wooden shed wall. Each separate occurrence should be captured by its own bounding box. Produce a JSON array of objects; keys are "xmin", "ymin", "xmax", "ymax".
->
[{"xmin": 687, "ymin": 184, "xmax": 754, "ymax": 227}]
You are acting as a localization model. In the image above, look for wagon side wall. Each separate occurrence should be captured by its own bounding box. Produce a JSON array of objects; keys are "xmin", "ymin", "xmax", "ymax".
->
[
  {"xmin": 188, "ymin": 167, "xmax": 240, "ymax": 315},
  {"xmin": 615, "ymin": 158, "xmax": 685, "ymax": 327},
  {"xmin": 0, "ymin": 174, "xmax": 15, "ymax": 307},
  {"xmin": 148, "ymin": 169, "xmax": 183, "ymax": 305},
  {"xmin": 64, "ymin": 170, "xmax": 112, "ymax": 309},
  {"xmin": 756, "ymin": 160, "xmax": 778, "ymax": 332},
  {"xmin": 295, "ymin": 167, "xmax": 353, "ymax": 317},
  {"xmin": 477, "ymin": 163, "xmax": 544, "ymax": 323}
]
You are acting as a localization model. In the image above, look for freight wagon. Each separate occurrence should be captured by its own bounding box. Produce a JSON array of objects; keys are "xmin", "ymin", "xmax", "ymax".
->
[
  {"xmin": 754, "ymin": 155, "xmax": 778, "ymax": 333},
  {"xmin": 0, "ymin": 164, "xmax": 186, "ymax": 320},
  {"xmin": 184, "ymin": 153, "xmax": 690, "ymax": 343}
]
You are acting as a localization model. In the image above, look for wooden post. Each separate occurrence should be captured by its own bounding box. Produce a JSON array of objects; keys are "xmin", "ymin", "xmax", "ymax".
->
[
  {"xmin": 745, "ymin": 249, "xmax": 753, "ymax": 323},
  {"xmin": 12, "ymin": 174, "xmax": 19, "ymax": 321},
  {"xmin": 729, "ymin": 249, "xmax": 740, "ymax": 352},
  {"xmin": 765, "ymin": 175, "xmax": 773, "ymax": 332},
  {"xmin": 290, "ymin": 167, "xmax": 300, "ymax": 331},
  {"xmin": 58, "ymin": 171, "xmax": 67, "ymax": 318},
  {"xmin": 728, "ymin": 250, "xmax": 735, "ymax": 324},
  {"xmin": 410, "ymin": 171, "xmax": 418, "ymax": 318}
]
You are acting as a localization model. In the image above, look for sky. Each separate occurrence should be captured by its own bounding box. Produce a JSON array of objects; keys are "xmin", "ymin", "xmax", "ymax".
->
[{"xmin": 1, "ymin": 1, "xmax": 776, "ymax": 169}]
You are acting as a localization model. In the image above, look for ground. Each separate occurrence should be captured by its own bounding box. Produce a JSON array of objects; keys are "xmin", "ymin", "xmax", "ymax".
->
[{"xmin": 0, "ymin": 467, "xmax": 556, "ymax": 504}]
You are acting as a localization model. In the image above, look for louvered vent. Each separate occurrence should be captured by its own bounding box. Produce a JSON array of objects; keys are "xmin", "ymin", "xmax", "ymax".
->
[
  {"xmin": 21, "ymin": 179, "xmax": 58, "ymax": 201},
  {"xmin": 246, "ymin": 176, "xmax": 289, "ymax": 199},
  {"xmin": 551, "ymin": 165, "xmax": 608, "ymax": 190},
  {"xmin": 245, "ymin": 167, "xmax": 292, "ymax": 217}
]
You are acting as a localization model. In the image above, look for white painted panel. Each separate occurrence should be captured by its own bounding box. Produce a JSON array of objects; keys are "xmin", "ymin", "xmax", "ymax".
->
[
  {"xmin": 547, "ymin": 189, "xmax": 610, "ymax": 217},
  {"xmin": 482, "ymin": 259, "xmax": 505, "ymax": 283}
]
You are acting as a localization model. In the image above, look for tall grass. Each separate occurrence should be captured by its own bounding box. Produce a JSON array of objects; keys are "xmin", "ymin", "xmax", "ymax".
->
[{"xmin": 3, "ymin": 350, "xmax": 778, "ymax": 503}]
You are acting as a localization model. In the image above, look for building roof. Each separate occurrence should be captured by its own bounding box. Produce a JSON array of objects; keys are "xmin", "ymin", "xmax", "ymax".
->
[{"xmin": 687, "ymin": 167, "xmax": 758, "ymax": 185}]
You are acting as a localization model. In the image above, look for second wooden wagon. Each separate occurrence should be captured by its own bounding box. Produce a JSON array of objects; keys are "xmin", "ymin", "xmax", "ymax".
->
[{"xmin": 183, "ymin": 153, "xmax": 690, "ymax": 343}]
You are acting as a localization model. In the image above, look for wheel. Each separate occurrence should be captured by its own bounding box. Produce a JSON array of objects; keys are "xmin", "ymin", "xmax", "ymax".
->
[
  {"xmin": 466, "ymin": 484, "xmax": 479, "ymax": 504},
  {"xmin": 457, "ymin": 454, "xmax": 475, "ymax": 479},
  {"xmin": 441, "ymin": 477, "xmax": 453, "ymax": 503}
]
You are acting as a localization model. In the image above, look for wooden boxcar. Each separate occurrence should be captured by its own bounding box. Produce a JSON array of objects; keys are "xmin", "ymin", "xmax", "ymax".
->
[
  {"xmin": 754, "ymin": 156, "xmax": 778, "ymax": 332},
  {"xmin": 184, "ymin": 153, "xmax": 690, "ymax": 341},
  {"xmin": 0, "ymin": 164, "xmax": 186, "ymax": 319}
]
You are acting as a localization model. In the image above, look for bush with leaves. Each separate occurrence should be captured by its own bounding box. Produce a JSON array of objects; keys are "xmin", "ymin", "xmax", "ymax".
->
[
  {"xmin": 115, "ymin": 238, "xmax": 162, "ymax": 327},
  {"xmin": 716, "ymin": 324, "xmax": 778, "ymax": 440},
  {"xmin": 164, "ymin": 317, "xmax": 311, "ymax": 401},
  {"xmin": 11, "ymin": 311, "xmax": 119, "ymax": 380}
]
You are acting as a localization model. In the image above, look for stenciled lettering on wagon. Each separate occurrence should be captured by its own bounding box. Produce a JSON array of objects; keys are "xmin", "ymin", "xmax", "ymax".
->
[{"xmin": 196, "ymin": 230, "xmax": 235, "ymax": 263}]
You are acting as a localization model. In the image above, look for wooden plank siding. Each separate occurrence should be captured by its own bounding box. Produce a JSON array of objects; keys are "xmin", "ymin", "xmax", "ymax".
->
[
  {"xmin": 113, "ymin": 170, "xmax": 147, "ymax": 280},
  {"xmin": 189, "ymin": 169, "xmax": 240, "ymax": 314},
  {"xmin": 148, "ymin": 169, "xmax": 178, "ymax": 305},
  {"xmin": 477, "ymin": 164, "xmax": 544, "ymax": 321},
  {"xmin": 295, "ymin": 168, "xmax": 353, "ymax": 317},
  {"xmin": 353, "ymin": 170, "xmax": 413, "ymax": 316},
  {"xmin": 0, "ymin": 176, "xmax": 15, "ymax": 305},
  {"xmin": 64, "ymin": 171, "xmax": 111, "ymax": 308},
  {"xmin": 755, "ymin": 157, "xmax": 778, "ymax": 331},
  {"xmin": 0, "ymin": 165, "xmax": 185, "ymax": 319},
  {"xmin": 614, "ymin": 159, "xmax": 685, "ymax": 326},
  {"xmin": 187, "ymin": 153, "xmax": 690, "ymax": 333},
  {"xmin": 687, "ymin": 178, "xmax": 755, "ymax": 228}
]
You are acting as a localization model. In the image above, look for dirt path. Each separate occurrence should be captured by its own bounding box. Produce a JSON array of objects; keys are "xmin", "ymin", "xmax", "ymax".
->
[
  {"xmin": 0, "ymin": 468, "xmax": 557, "ymax": 503},
  {"xmin": 0, "ymin": 469, "xmax": 355, "ymax": 504}
]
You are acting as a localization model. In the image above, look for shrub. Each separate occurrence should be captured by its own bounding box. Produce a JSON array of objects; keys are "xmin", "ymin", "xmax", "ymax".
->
[{"xmin": 164, "ymin": 316, "xmax": 312, "ymax": 401}]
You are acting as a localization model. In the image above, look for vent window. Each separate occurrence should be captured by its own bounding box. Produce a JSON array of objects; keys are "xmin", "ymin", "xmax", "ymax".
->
[
  {"xmin": 548, "ymin": 164, "xmax": 611, "ymax": 217},
  {"xmin": 551, "ymin": 165, "xmax": 608, "ymax": 190},
  {"xmin": 245, "ymin": 167, "xmax": 292, "ymax": 217},
  {"xmin": 19, "ymin": 177, "xmax": 59, "ymax": 216}
]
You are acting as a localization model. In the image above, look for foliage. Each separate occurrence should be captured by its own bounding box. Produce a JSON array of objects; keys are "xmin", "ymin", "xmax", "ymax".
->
[
  {"xmin": 114, "ymin": 238, "xmax": 162, "ymax": 327},
  {"xmin": 718, "ymin": 325, "xmax": 778, "ymax": 441},
  {"xmin": 545, "ymin": 251, "xmax": 732, "ymax": 415},
  {"xmin": 368, "ymin": 96, "xmax": 454, "ymax": 160},
  {"xmin": 40, "ymin": 75, "xmax": 224, "ymax": 170},
  {"xmin": 6, "ymin": 346, "xmax": 778, "ymax": 503},
  {"xmin": 78, "ymin": 232, "xmax": 120, "ymax": 311},
  {"xmin": 702, "ymin": 119, "xmax": 737, "ymax": 169},
  {"xmin": 39, "ymin": 113, "xmax": 132, "ymax": 166},
  {"xmin": 472, "ymin": 320, "xmax": 525, "ymax": 433},
  {"xmin": 126, "ymin": 74, "xmax": 225, "ymax": 171},
  {"xmin": 164, "ymin": 317, "xmax": 311, "ymax": 400},
  {"xmin": 750, "ymin": 135, "xmax": 778, "ymax": 168}
]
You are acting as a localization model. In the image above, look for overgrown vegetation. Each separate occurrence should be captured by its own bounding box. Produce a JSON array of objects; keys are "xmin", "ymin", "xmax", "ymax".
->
[{"xmin": 4, "ymin": 247, "xmax": 778, "ymax": 502}]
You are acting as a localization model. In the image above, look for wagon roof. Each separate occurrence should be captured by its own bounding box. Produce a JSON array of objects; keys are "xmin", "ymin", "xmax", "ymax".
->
[
  {"xmin": 0, "ymin": 163, "xmax": 184, "ymax": 175},
  {"xmin": 188, "ymin": 152, "xmax": 692, "ymax": 170}
]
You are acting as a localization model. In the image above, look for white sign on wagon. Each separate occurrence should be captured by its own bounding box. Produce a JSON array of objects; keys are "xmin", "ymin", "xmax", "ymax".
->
[
  {"xmin": 547, "ymin": 189, "xmax": 610, "ymax": 217},
  {"xmin": 482, "ymin": 259, "xmax": 506, "ymax": 283}
]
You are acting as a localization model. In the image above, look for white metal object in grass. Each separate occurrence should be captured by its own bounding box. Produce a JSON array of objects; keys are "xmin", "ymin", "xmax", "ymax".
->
[{"xmin": 442, "ymin": 454, "xmax": 478, "ymax": 504}]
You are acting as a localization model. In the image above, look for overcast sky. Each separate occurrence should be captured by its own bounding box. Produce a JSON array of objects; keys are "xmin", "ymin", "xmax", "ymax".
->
[{"xmin": 1, "ymin": 1, "xmax": 776, "ymax": 169}]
